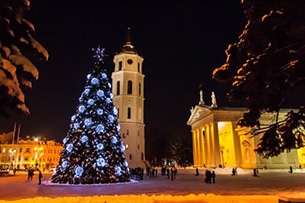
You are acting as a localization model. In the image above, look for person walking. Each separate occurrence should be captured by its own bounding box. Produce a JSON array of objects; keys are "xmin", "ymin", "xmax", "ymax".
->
[
  {"xmin": 211, "ymin": 171, "xmax": 216, "ymax": 183},
  {"xmin": 195, "ymin": 168, "xmax": 199, "ymax": 176},
  {"xmin": 253, "ymin": 168, "xmax": 259, "ymax": 177},
  {"xmin": 30, "ymin": 169, "xmax": 34, "ymax": 180},
  {"xmin": 28, "ymin": 168, "xmax": 34, "ymax": 180},
  {"xmin": 170, "ymin": 168, "xmax": 174, "ymax": 181},
  {"xmin": 166, "ymin": 168, "xmax": 170, "ymax": 179},
  {"xmin": 27, "ymin": 168, "xmax": 31, "ymax": 180},
  {"xmin": 231, "ymin": 168, "xmax": 236, "ymax": 176},
  {"xmin": 38, "ymin": 169, "xmax": 43, "ymax": 185},
  {"xmin": 205, "ymin": 170, "xmax": 212, "ymax": 183}
]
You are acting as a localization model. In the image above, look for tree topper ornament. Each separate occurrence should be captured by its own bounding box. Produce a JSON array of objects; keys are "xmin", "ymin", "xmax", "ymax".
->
[{"xmin": 92, "ymin": 46, "xmax": 107, "ymax": 62}]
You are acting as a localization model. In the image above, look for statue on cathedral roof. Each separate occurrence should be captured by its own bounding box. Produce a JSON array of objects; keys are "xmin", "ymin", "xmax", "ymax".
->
[
  {"xmin": 211, "ymin": 91, "xmax": 218, "ymax": 108},
  {"xmin": 199, "ymin": 90, "xmax": 205, "ymax": 106}
]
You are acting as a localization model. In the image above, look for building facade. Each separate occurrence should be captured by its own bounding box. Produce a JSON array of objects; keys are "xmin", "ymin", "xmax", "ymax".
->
[
  {"xmin": 111, "ymin": 28, "xmax": 146, "ymax": 168},
  {"xmin": 0, "ymin": 136, "xmax": 62, "ymax": 171},
  {"xmin": 187, "ymin": 90, "xmax": 305, "ymax": 169}
]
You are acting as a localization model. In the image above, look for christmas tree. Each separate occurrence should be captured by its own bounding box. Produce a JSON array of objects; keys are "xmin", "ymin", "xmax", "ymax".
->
[{"xmin": 51, "ymin": 46, "xmax": 130, "ymax": 184}]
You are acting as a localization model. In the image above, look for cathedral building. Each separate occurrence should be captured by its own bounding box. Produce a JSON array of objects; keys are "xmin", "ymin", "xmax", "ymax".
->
[
  {"xmin": 111, "ymin": 28, "xmax": 146, "ymax": 168},
  {"xmin": 187, "ymin": 90, "xmax": 305, "ymax": 169}
]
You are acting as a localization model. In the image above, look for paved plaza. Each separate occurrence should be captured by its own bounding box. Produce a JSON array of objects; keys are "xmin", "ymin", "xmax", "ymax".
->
[{"xmin": 1, "ymin": 168, "xmax": 305, "ymax": 201}]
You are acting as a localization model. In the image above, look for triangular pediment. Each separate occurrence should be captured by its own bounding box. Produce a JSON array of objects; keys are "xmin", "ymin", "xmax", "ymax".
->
[{"xmin": 187, "ymin": 105, "xmax": 212, "ymax": 125}]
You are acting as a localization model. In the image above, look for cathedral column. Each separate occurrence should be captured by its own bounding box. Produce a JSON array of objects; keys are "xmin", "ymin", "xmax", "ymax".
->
[
  {"xmin": 196, "ymin": 128, "xmax": 202, "ymax": 166},
  {"xmin": 192, "ymin": 130, "xmax": 198, "ymax": 167},
  {"xmin": 208, "ymin": 123, "xmax": 214, "ymax": 167},
  {"xmin": 196, "ymin": 129, "xmax": 201, "ymax": 167},
  {"xmin": 205, "ymin": 124, "xmax": 211, "ymax": 167},
  {"xmin": 211, "ymin": 122, "xmax": 221, "ymax": 167},
  {"xmin": 199, "ymin": 127, "xmax": 205, "ymax": 167},
  {"xmin": 232, "ymin": 122, "xmax": 242, "ymax": 167}
]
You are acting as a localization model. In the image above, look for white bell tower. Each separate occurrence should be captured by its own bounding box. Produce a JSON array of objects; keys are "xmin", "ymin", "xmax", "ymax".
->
[{"xmin": 111, "ymin": 28, "xmax": 146, "ymax": 168}]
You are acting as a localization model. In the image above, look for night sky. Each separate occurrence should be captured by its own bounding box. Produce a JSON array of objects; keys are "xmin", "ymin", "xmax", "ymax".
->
[{"xmin": 0, "ymin": 1, "xmax": 245, "ymax": 145}]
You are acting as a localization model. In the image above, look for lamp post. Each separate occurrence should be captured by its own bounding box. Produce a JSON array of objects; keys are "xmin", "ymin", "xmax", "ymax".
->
[
  {"xmin": 1, "ymin": 148, "xmax": 6, "ymax": 170},
  {"xmin": 34, "ymin": 146, "xmax": 44, "ymax": 168},
  {"xmin": 8, "ymin": 148, "xmax": 16, "ymax": 169}
]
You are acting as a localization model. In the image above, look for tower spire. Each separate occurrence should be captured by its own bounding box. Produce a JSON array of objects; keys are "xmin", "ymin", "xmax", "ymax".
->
[
  {"xmin": 126, "ymin": 27, "xmax": 131, "ymax": 45},
  {"xmin": 120, "ymin": 27, "xmax": 137, "ymax": 54}
]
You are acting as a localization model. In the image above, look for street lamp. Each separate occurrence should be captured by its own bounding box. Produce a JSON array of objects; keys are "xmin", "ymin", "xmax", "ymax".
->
[
  {"xmin": 1, "ymin": 148, "xmax": 7, "ymax": 170},
  {"xmin": 8, "ymin": 148, "xmax": 16, "ymax": 169},
  {"xmin": 34, "ymin": 147, "xmax": 44, "ymax": 168}
]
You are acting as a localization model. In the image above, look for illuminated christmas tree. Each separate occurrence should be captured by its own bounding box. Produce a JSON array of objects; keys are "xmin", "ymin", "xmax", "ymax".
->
[{"xmin": 51, "ymin": 46, "xmax": 130, "ymax": 184}]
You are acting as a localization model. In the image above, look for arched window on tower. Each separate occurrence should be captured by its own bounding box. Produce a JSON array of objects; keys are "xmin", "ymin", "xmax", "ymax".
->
[
  {"xmin": 138, "ymin": 63, "xmax": 140, "ymax": 72},
  {"xmin": 119, "ymin": 61, "xmax": 122, "ymax": 71},
  {"xmin": 138, "ymin": 82, "xmax": 141, "ymax": 96},
  {"xmin": 116, "ymin": 81, "xmax": 120, "ymax": 95},
  {"xmin": 127, "ymin": 80, "xmax": 132, "ymax": 94},
  {"xmin": 127, "ymin": 107, "xmax": 131, "ymax": 119}
]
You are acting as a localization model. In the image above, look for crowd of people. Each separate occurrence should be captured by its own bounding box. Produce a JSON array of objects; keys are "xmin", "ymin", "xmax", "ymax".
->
[
  {"xmin": 204, "ymin": 169, "xmax": 216, "ymax": 183},
  {"xmin": 20, "ymin": 164, "xmax": 298, "ymax": 185},
  {"xmin": 131, "ymin": 165, "xmax": 299, "ymax": 185}
]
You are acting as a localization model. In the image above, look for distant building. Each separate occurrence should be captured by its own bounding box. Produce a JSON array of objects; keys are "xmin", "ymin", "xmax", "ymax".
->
[
  {"xmin": 187, "ymin": 90, "xmax": 305, "ymax": 169},
  {"xmin": 0, "ymin": 136, "xmax": 62, "ymax": 171}
]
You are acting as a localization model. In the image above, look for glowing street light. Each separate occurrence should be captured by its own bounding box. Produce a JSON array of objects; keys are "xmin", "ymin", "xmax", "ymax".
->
[{"xmin": 34, "ymin": 146, "xmax": 44, "ymax": 168}]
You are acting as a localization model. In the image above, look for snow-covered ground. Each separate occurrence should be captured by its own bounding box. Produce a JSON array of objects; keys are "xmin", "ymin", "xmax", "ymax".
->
[{"xmin": 1, "ymin": 167, "xmax": 305, "ymax": 203}]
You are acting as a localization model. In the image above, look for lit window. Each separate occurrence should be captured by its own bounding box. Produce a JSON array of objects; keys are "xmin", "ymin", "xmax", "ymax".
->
[
  {"xmin": 119, "ymin": 61, "xmax": 122, "ymax": 71},
  {"xmin": 127, "ymin": 80, "xmax": 132, "ymax": 94},
  {"xmin": 127, "ymin": 107, "xmax": 131, "ymax": 119},
  {"xmin": 138, "ymin": 83, "xmax": 141, "ymax": 96}
]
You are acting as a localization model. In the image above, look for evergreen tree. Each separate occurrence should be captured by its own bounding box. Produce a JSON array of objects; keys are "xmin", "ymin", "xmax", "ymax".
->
[
  {"xmin": 51, "ymin": 46, "xmax": 130, "ymax": 184},
  {"xmin": 212, "ymin": 0, "xmax": 305, "ymax": 158},
  {"xmin": 0, "ymin": 0, "xmax": 49, "ymax": 116}
]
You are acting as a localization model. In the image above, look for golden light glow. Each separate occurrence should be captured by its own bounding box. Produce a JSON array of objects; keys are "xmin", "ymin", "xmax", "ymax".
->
[
  {"xmin": 0, "ymin": 194, "xmax": 279, "ymax": 203},
  {"xmin": 218, "ymin": 122, "xmax": 236, "ymax": 167}
]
